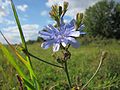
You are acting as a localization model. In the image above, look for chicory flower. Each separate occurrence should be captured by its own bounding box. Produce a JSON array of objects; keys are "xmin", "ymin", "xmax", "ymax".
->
[{"xmin": 39, "ymin": 19, "xmax": 85, "ymax": 52}]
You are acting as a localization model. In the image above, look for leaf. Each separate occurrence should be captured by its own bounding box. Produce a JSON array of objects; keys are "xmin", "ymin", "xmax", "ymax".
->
[
  {"xmin": 0, "ymin": 31, "xmax": 36, "ymax": 78},
  {"xmin": 0, "ymin": 31, "xmax": 28, "ymax": 66},
  {"xmin": 0, "ymin": 43, "xmax": 24, "ymax": 77},
  {"xmin": 23, "ymin": 78, "xmax": 36, "ymax": 90},
  {"xmin": 10, "ymin": 0, "xmax": 40, "ymax": 89},
  {"xmin": 10, "ymin": 0, "xmax": 27, "ymax": 49},
  {"xmin": 10, "ymin": 0, "xmax": 37, "ymax": 80},
  {"xmin": 0, "ymin": 43, "xmax": 32, "ymax": 85}
]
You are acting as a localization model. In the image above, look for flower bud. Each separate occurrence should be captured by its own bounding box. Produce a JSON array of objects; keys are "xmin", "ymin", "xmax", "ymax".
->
[
  {"xmin": 59, "ymin": 6, "xmax": 62, "ymax": 17},
  {"xmin": 76, "ymin": 13, "xmax": 83, "ymax": 30},
  {"xmin": 76, "ymin": 13, "xmax": 83, "ymax": 21},
  {"xmin": 64, "ymin": 2, "xmax": 68, "ymax": 12}
]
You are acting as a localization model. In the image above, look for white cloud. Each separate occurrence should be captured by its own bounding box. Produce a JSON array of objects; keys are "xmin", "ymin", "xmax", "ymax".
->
[
  {"xmin": 46, "ymin": 0, "xmax": 68, "ymax": 7},
  {"xmin": 0, "ymin": 0, "xmax": 10, "ymax": 17},
  {"xmin": 0, "ymin": 24, "xmax": 40, "ymax": 44},
  {"xmin": 40, "ymin": 10, "xmax": 48, "ymax": 16},
  {"xmin": 0, "ymin": 18, "xmax": 15, "ymax": 25},
  {"xmin": 46, "ymin": 0, "xmax": 102, "ymax": 17},
  {"xmin": 0, "ymin": 8, "xmax": 6, "ymax": 17},
  {"xmin": 0, "ymin": 0, "xmax": 14, "ymax": 26},
  {"xmin": 17, "ymin": 4, "xmax": 28, "ymax": 12}
]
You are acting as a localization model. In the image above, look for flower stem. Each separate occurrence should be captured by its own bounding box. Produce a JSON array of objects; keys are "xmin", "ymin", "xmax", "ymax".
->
[
  {"xmin": 81, "ymin": 51, "xmax": 107, "ymax": 90},
  {"xmin": 28, "ymin": 52, "xmax": 63, "ymax": 68},
  {"xmin": 64, "ymin": 61, "xmax": 72, "ymax": 88}
]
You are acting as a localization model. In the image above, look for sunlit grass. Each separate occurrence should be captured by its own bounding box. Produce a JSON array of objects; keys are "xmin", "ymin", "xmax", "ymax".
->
[{"xmin": 0, "ymin": 40, "xmax": 120, "ymax": 89}]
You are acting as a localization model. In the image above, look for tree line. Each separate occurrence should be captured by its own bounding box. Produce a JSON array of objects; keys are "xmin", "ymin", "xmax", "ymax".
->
[{"xmin": 84, "ymin": 0, "xmax": 120, "ymax": 39}]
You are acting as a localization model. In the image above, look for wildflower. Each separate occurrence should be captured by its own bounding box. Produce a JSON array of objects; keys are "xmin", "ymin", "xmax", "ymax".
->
[{"xmin": 39, "ymin": 19, "xmax": 85, "ymax": 52}]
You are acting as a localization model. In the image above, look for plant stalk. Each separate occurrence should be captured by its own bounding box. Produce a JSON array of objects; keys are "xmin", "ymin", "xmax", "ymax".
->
[
  {"xmin": 81, "ymin": 51, "xmax": 107, "ymax": 90},
  {"xmin": 28, "ymin": 52, "xmax": 63, "ymax": 68},
  {"xmin": 64, "ymin": 61, "xmax": 72, "ymax": 88}
]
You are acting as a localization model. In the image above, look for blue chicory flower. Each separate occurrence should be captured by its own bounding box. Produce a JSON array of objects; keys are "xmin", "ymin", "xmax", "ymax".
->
[{"xmin": 39, "ymin": 19, "xmax": 85, "ymax": 52}]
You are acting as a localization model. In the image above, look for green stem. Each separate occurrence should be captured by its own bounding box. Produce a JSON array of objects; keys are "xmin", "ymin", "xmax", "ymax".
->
[
  {"xmin": 10, "ymin": 0, "xmax": 33, "ymax": 69},
  {"xmin": 64, "ymin": 61, "xmax": 72, "ymax": 88},
  {"xmin": 28, "ymin": 52, "xmax": 63, "ymax": 68},
  {"xmin": 11, "ymin": 0, "xmax": 27, "ymax": 49},
  {"xmin": 10, "ymin": 1, "xmax": 40, "ymax": 89},
  {"xmin": 81, "ymin": 51, "xmax": 107, "ymax": 90}
]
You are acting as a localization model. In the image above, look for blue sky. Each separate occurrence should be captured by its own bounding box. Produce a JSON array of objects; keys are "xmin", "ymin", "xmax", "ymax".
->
[{"xmin": 0, "ymin": 0, "xmax": 120, "ymax": 44}]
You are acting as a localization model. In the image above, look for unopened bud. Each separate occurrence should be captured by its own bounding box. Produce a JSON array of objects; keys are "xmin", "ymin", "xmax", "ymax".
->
[
  {"xmin": 52, "ymin": 5, "xmax": 58, "ymax": 13},
  {"xmin": 49, "ymin": 11, "xmax": 56, "ymax": 17},
  {"xmin": 59, "ymin": 6, "xmax": 62, "ymax": 17},
  {"xmin": 76, "ymin": 13, "xmax": 83, "ymax": 30},
  {"xmin": 64, "ymin": 2, "xmax": 68, "ymax": 11},
  {"xmin": 76, "ymin": 13, "xmax": 83, "ymax": 22}
]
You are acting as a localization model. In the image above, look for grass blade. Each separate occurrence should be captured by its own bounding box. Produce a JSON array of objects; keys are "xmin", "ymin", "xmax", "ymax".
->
[
  {"xmin": 10, "ymin": 0, "xmax": 27, "ymax": 49},
  {"xmin": 0, "ymin": 31, "xmax": 36, "ymax": 77},
  {"xmin": 0, "ymin": 43, "xmax": 33, "ymax": 86},
  {"xmin": 0, "ymin": 43, "xmax": 24, "ymax": 77},
  {"xmin": 10, "ymin": 0, "xmax": 40, "ymax": 89}
]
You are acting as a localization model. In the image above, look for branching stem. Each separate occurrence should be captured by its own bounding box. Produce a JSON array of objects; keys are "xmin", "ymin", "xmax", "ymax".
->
[{"xmin": 28, "ymin": 52, "xmax": 63, "ymax": 68}]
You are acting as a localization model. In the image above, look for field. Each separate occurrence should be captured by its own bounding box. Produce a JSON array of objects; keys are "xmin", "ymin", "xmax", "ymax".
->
[{"xmin": 0, "ymin": 39, "xmax": 120, "ymax": 90}]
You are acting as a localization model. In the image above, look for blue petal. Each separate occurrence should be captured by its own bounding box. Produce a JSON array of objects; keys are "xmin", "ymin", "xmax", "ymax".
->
[
  {"xmin": 68, "ymin": 31, "xmax": 80, "ymax": 37},
  {"xmin": 65, "ymin": 19, "xmax": 75, "ymax": 30},
  {"xmin": 67, "ymin": 37, "xmax": 80, "ymax": 48},
  {"xmin": 61, "ymin": 39, "xmax": 68, "ymax": 47},
  {"xmin": 39, "ymin": 35, "xmax": 51, "ymax": 40},
  {"xmin": 80, "ymin": 32, "xmax": 86, "ymax": 35},
  {"xmin": 53, "ymin": 43, "xmax": 60, "ymax": 52},
  {"xmin": 78, "ymin": 24, "xmax": 86, "ymax": 35},
  {"xmin": 39, "ymin": 31, "xmax": 53, "ymax": 40},
  {"xmin": 44, "ymin": 26, "xmax": 53, "ymax": 33},
  {"xmin": 41, "ymin": 40, "xmax": 54, "ymax": 49},
  {"xmin": 47, "ymin": 24, "xmax": 59, "ymax": 33},
  {"xmin": 39, "ymin": 31, "xmax": 51, "ymax": 36},
  {"xmin": 78, "ymin": 24, "xmax": 85, "ymax": 31}
]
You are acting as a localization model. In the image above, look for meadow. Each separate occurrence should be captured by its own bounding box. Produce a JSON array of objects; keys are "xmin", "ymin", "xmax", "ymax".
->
[{"xmin": 0, "ymin": 38, "xmax": 120, "ymax": 90}]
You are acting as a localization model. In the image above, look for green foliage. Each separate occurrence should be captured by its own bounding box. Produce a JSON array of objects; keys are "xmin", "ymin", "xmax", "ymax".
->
[
  {"xmin": 1, "ymin": 0, "xmax": 120, "ymax": 89},
  {"xmin": 0, "ymin": 43, "xmax": 34, "ymax": 90},
  {"xmin": 0, "ymin": 40, "xmax": 120, "ymax": 89},
  {"xmin": 7, "ymin": 0, "xmax": 40, "ymax": 89},
  {"xmin": 84, "ymin": 0, "xmax": 120, "ymax": 39}
]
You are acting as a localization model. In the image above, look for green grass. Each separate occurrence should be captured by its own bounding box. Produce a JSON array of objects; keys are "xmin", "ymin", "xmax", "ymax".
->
[{"xmin": 0, "ymin": 40, "xmax": 120, "ymax": 90}]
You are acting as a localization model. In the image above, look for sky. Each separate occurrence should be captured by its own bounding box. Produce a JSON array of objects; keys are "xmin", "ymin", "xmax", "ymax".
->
[{"xmin": 0, "ymin": 0, "xmax": 120, "ymax": 44}]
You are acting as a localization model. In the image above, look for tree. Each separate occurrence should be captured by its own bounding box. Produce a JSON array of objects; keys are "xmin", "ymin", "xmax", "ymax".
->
[{"xmin": 84, "ymin": 0, "xmax": 120, "ymax": 39}]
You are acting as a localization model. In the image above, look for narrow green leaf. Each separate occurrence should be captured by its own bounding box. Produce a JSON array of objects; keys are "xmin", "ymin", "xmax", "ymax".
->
[
  {"xmin": 0, "ymin": 43, "xmax": 32, "ymax": 85},
  {"xmin": 10, "ymin": 0, "xmax": 40, "ymax": 89},
  {"xmin": 0, "ymin": 33, "xmax": 34, "ymax": 89},
  {"xmin": 0, "ymin": 43, "xmax": 24, "ymax": 77},
  {"xmin": 0, "ymin": 31, "xmax": 36, "ymax": 78},
  {"xmin": 10, "ymin": 0, "xmax": 27, "ymax": 49},
  {"xmin": 10, "ymin": 0, "xmax": 36, "ymax": 79},
  {"xmin": 23, "ymin": 78, "xmax": 36, "ymax": 90}
]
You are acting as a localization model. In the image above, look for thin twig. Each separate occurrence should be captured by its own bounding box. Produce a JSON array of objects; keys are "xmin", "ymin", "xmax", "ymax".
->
[
  {"xmin": 81, "ymin": 51, "xmax": 107, "ymax": 90},
  {"xmin": 28, "ymin": 52, "xmax": 64, "ymax": 68}
]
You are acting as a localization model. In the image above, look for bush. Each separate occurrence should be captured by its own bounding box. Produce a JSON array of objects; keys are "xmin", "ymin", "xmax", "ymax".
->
[{"xmin": 84, "ymin": 0, "xmax": 120, "ymax": 39}]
